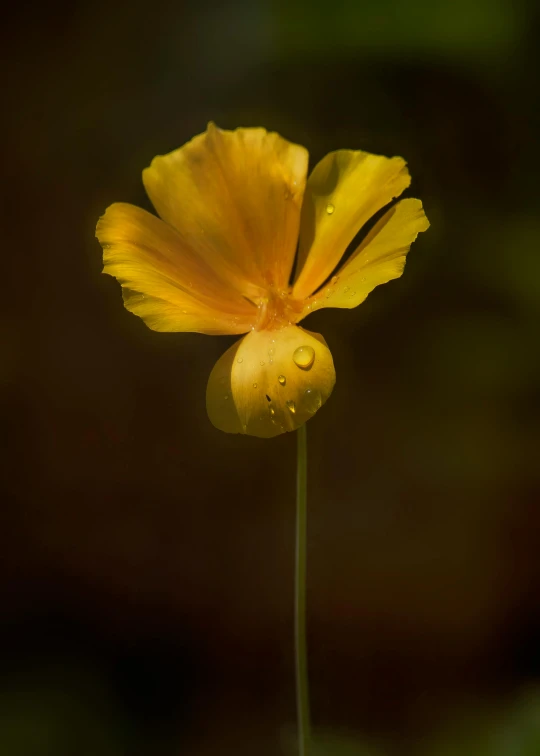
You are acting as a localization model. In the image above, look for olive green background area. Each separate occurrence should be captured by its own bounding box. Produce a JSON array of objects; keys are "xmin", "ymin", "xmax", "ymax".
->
[{"xmin": 2, "ymin": 0, "xmax": 540, "ymax": 754}]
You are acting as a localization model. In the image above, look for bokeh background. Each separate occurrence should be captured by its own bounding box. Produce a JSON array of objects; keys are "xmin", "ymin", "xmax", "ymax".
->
[{"xmin": 2, "ymin": 0, "xmax": 540, "ymax": 753}]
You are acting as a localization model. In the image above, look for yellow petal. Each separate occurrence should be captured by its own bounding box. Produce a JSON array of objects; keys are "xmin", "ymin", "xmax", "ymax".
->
[
  {"xmin": 143, "ymin": 123, "xmax": 309, "ymax": 296},
  {"xmin": 293, "ymin": 149, "xmax": 411, "ymax": 300},
  {"xmin": 97, "ymin": 202, "xmax": 256, "ymax": 334},
  {"xmin": 300, "ymin": 199, "xmax": 430, "ymax": 315},
  {"xmin": 206, "ymin": 325, "xmax": 336, "ymax": 438}
]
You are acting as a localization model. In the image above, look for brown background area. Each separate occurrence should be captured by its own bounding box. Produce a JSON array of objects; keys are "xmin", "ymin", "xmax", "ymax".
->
[{"xmin": 2, "ymin": 1, "xmax": 540, "ymax": 754}]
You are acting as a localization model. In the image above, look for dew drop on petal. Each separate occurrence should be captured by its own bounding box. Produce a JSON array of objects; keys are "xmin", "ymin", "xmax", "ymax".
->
[
  {"xmin": 224, "ymin": 394, "xmax": 229, "ymax": 400},
  {"xmin": 253, "ymin": 383, "xmax": 258, "ymax": 388},
  {"xmin": 326, "ymin": 203, "xmax": 335, "ymax": 215},
  {"xmin": 278, "ymin": 375, "xmax": 286, "ymax": 386},
  {"xmin": 286, "ymin": 400, "xmax": 296, "ymax": 414},
  {"xmin": 343, "ymin": 286, "xmax": 349, "ymax": 293},
  {"xmin": 237, "ymin": 357, "xmax": 243, "ymax": 363},
  {"xmin": 268, "ymin": 348, "xmax": 275, "ymax": 356},
  {"xmin": 303, "ymin": 388, "xmax": 322, "ymax": 413},
  {"xmin": 293, "ymin": 345, "xmax": 315, "ymax": 370}
]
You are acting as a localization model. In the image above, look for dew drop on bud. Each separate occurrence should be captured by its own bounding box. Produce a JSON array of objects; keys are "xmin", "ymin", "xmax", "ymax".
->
[
  {"xmin": 278, "ymin": 375, "xmax": 286, "ymax": 386},
  {"xmin": 326, "ymin": 203, "xmax": 335, "ymax": 215},
  {"xmin": 286, "ymin": 400, "xmax": 296, "ymax": 414}
]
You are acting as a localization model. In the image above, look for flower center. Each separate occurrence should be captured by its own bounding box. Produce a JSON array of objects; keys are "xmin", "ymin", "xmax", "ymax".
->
[{"xmin": 253, "ymin": 287, "xmax": 304, "ymax": 331}]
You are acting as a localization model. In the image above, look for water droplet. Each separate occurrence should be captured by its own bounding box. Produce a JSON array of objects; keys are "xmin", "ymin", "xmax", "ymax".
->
[
  {"xmin": 253, "ymin": 383, "xmax": 258, "ymax": 388},
  {"xmin": 361, "ymin": 277, "xmax": 366, "ymax": 282},
  {"xmin": 343, "ymin": 286, "xmax": 350, "ymax": 293},
  {"xmin": 331, "ymin": 275, "xmax": 338, "ymax": 284},
  {"xmin": 350, "ymin": 290, "xmax": 356, "ymax": 298},
  {"xmin": 286, "ymin": 400, "xmax": 296, "ymax": 414},
  {"xmin": 278, "ymin": 375, "xmax": 286, "ymax": 386},
  {"xmin": 269, "ymin": 407, "xmax": 275, "ymax": 417},
  {"xmin": 260, "ymin": 360, "xmax": 265, "ymax": 366},
  {"xmin": 293, "ymin": 345, "xmax": 315, "ymax": 370},
  {"xmin": 237, "ymin": 357, "xmax": 243, "ymax": 363},
  {"xmin": 224, "ymin": 394, "xmax": 229, "ymax": 400},
  {"xmin": 268, "ymin": 348, "xmax": 275, "ymax": 356},
  {"xmin": 181, "ymin": 309, "xmax": 188, "ymax": 314},
  {"xmin": 303, "ymin": 388, "xmax": 322, "ymax": 413},
  {"xmin": 325, "ymin": 290, "xmax": 332, "ymax": 299},
  {"xmin": 326, "ymin": 203, "xmax": 335, "ymax": 215}
]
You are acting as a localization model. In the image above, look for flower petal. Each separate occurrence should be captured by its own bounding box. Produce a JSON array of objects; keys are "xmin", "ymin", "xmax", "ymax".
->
[
  {"xmin": 299, "ymin": 199, "xmax": 430, "ymax": 316},
  {"xmin": 97, "ymin": 202, "xmax": 256, "ymax": 334},
  {"xmin": 206, "ymin": 325, "xmax": 336, "ymax": 438},
  {"xmin": 293, "ymin": 149, "xmax": 411, "ymax": 300},
  {"xmin": 143, "ymin": 123, "xmax": 309, "ymax": 296}
]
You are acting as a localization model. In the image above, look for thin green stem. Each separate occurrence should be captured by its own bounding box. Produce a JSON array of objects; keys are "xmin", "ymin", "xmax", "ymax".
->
[{"xmin": 295, "ymin": 423, "xmax": 310, "ymax": 756}]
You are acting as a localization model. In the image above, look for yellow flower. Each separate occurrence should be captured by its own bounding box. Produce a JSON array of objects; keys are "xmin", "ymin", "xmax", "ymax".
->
[{"xmin": 96, "ymin": 123, "xmax": 429, "ymax": 438}]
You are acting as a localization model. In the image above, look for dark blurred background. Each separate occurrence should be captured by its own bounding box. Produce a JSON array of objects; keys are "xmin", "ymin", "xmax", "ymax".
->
[{"xmin": 2, "ymin": 0, "xmax": 540, "ymax": 753}]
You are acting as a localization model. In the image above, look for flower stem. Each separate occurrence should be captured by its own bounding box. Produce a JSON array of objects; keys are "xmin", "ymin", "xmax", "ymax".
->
[{"xmin": 295, "ymin": 423, "xmax": 310, "ymax": 756}]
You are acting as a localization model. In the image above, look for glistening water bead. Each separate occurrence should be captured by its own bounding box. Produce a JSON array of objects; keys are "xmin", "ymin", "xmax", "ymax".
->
[
  {"xmin": 326, "ymin": 203, "xmax": 335, "ymax": 215},
  {"xmin": 278, "ymin": 375, "xmax": 286, "ymax": 386},
  {"xmin": 293, "ymin": 345, "xmax": 315, "ymax": 370},
  {"xmin": 303, "ymin": 388, "xmax": 322, "ymax": 413}
]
